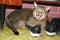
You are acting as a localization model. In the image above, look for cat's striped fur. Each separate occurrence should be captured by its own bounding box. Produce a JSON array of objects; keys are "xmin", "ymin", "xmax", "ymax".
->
[
  {"xmin": 6, "ymin": 2, "xmax": 50, "ymax": 37},
  {"xmin": 6, "ymin": 8, "xmax": 33, "ymax": 35}
]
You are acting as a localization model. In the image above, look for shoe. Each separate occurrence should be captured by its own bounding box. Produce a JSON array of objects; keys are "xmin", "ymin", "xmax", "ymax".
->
[
  {"xmin": 55, "ymin": 18, "xmax": 60, "ymax": 35},
  {"xmin": 45, "ymin": 18, "xmax": 57, "ymax": 36},
  {"xmin": 56, "ymin": 26, "xmax": 60, "ymax": 35},
  {"xmin": 26, "ymin": 24, "xmax": 41, "ymax": 37}
]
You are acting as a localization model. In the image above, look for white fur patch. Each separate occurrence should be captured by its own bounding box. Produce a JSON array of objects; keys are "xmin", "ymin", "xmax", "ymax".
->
[
  {"xmin": 45, "ymin": 30, "xmax": 56, "ymax": 36},
  {"xmin": 29, "ymin": 30, "xmax": 41, "ymax": 37}
]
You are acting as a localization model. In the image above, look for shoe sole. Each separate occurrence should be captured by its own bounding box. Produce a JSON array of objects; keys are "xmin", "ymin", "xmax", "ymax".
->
[
  {"xmin": 45, "ymin": 30, "xmax": 56, "ymax": 36},
  {"xmin": 29, "ymin": 30, "xmax": 41, "ymax": 37}
]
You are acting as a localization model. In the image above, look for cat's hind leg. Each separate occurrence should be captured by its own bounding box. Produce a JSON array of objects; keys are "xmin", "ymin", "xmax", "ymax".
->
[{"xmin": 6, "ymin": 21, "xmax": 19, "ymax": 35}]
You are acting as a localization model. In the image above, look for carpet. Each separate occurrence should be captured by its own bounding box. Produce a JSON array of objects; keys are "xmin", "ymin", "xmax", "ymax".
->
[{"xmin": 0, "ymin": 23, "xmax": 60, "ymax": 40}]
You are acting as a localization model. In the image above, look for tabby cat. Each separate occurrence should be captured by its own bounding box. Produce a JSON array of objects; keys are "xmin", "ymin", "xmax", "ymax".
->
[
  {"xmin": 26, "ymin": 2, "xmax": 50, "ymax": 37},
  {"xmin": 6, "ymin": 2, "xmax": 50, "ymax": 36}
]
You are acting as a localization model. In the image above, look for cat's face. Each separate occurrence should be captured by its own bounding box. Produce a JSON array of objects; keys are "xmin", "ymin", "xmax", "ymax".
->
[{"xmin": 33, "ymin": 2, "xmax": 50, "ymax": 20}]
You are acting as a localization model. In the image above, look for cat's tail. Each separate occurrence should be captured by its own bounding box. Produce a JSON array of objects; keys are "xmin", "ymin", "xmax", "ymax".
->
[{"xmin": 6, "ymin": 18, "xmax": 19, "ymax": 35}]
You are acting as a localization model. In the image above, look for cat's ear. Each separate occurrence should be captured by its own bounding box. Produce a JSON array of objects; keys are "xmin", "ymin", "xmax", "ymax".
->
[
  {"xmin": 34, "ymin": 2, "xmax": 38, "ymax": 8},
  {"xmin": 45, "ymin": 6, "xmax": 51, "ymax": 11}
]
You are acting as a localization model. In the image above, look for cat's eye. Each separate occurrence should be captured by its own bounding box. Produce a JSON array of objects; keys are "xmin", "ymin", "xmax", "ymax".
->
[{"xmin": 36, "ymin": 14, "xmax": 39, "ymax": 16}]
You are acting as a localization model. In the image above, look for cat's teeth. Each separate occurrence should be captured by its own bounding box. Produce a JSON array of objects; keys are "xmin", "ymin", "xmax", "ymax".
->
[
  {"xmin": 45, "ymin": 30, "xmax": 56, "ymax": 36},
  {"xmin": 29, "ymin": 30, "xmax": 40, "ymax": 37}
]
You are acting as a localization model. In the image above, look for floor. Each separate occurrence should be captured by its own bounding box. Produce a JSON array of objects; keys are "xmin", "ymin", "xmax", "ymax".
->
[{"xmin": 0, "ymin": 22, "xmax": 60, "ymax": 40}]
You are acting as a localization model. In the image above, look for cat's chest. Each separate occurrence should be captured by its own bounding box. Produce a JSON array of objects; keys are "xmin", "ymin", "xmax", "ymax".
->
[{"xmin": 26, "ymin": 17, "xmax": 46, "ymax": 27}]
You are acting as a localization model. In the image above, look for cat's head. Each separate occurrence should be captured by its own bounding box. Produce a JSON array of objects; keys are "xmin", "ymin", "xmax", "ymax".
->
[{"xmin": 33, "ymin": 2, "xmax": 50, "ymax": 20}]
